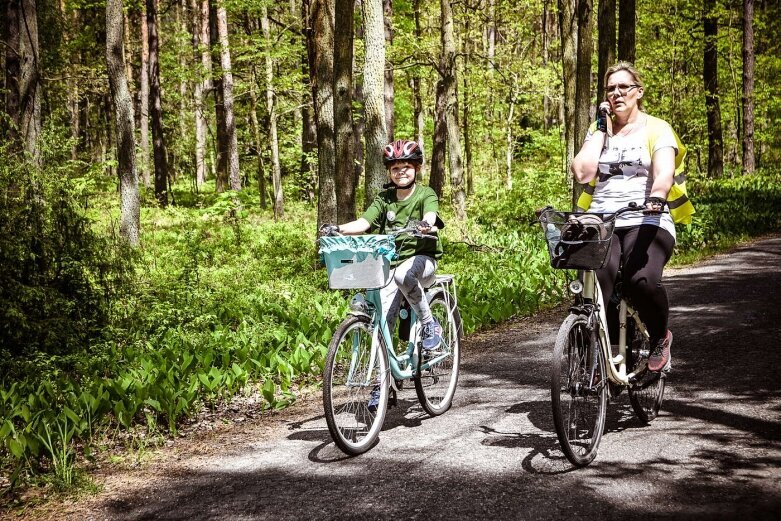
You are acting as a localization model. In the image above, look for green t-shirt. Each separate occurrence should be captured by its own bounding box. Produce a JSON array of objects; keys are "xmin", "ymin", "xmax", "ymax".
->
[{"xmin": 361, "ymin": 185, "xmax": 443, "ymax": 263}]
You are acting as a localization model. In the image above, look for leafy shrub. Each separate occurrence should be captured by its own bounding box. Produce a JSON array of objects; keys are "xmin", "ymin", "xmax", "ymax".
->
[{"xmin": 0, "ymin": 145, "xmax": 132, "ymax": 366}]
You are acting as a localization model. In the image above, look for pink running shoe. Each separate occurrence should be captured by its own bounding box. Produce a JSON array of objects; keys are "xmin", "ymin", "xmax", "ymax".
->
[{"xmin": 648, "ymin": 330, "xmax": 672, "ymax": 372}]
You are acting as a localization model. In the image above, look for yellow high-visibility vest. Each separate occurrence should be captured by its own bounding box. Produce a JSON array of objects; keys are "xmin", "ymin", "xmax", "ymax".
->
[{"xmin": 576, "ymin": 114, "xmax": 695, "ymax": 225}]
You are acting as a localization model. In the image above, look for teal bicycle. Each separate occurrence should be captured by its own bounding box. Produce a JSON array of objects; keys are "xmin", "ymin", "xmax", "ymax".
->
[{"xmin": 319, "ymin": 225, "xmax": 462, "ymax": 455}]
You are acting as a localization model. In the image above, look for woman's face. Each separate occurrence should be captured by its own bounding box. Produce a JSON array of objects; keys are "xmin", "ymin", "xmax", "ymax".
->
[
  {"xmin": 605, "ymin": 70, "xmax": 643, "ymax": 115},
  {"xmin": 388, "ymin": 162, "xmax": 417, "ymax": 188}
]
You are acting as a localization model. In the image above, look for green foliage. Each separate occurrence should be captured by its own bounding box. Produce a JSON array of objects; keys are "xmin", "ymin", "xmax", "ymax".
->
[
  {"xmin": 676, "ymin": 170, "xmax": 781, "ymax": 255},
  {"xmin": 0, "ymin": 143, "xmax": 132, "ymax": 365}
]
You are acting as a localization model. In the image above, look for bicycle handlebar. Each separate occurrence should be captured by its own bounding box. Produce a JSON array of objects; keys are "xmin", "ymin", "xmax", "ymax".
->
[{"xmin": 537, "ymin": 201, "xmax": 668, "ymax": 222}]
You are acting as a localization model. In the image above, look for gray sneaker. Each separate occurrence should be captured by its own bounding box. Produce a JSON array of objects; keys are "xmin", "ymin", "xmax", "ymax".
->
[
  {"xmin": 367, "ymin": 385, "xmax": 381, "ymax": 413},
  {"xmin": 421, "ymin": 320, "xmax": 443, "ymax": 351}
]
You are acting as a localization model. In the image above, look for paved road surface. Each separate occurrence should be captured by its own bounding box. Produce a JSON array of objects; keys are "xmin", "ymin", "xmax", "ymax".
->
[{"xmin": 56, "ymin": 236, "xmax": 781, "ymax": 520}]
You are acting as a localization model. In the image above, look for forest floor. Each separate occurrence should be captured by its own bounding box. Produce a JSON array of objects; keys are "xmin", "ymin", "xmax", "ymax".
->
[{"xmin": 6, "ymin": 234, "xmax": 781, "ymax": 520}]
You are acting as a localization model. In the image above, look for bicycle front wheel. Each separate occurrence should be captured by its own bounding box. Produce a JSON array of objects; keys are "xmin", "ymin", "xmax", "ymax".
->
[
  {"xmin": 551, "ymin": 313, "xmax": 607, "ymax": 467},
  {"xmin": 323, "ymin": 315, "xmax": 390, "ymax": 455},
  {"xmin": 627, "ymin": 322, "xmax": 666, "ymax": 423},
  {"xmin": 414, "ymin": 291, "xmax": 461, "ymax": 416}
]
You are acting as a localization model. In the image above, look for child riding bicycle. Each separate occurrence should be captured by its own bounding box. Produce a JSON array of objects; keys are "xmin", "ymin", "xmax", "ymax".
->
[{"xmin": 319, "ymin": 139, "xmax": 444, "ymax": 354}]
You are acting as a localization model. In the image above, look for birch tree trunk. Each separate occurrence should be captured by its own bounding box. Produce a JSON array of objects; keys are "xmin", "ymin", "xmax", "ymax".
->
[
  {"xmin": 147, "ymin": 0, "xmax": 169, "ymax": 206},
  {"xmin": 261, "ymin": 6, "xmax": 283, "ymax": 218},
  {"xmin": 362, "ymin": 0, "xmax": 388, "ymax": 205},
  {"xmin": 191, "ymin": 0, "xmax": 207, "ymax": 189},
  {"xmin": 334, "ymin": 0, "xmax": 356, "ymax": 222},
  {"xmin": 216, "ymin": 1, "xmax": 241, "ymax": 191},
  {"xmin": 140, "ymin": 3, "xmax": 151, "ymax": 186},
  {"xmin": 107, "ymin": 0, "xmax": 140, "ymax": 245}
]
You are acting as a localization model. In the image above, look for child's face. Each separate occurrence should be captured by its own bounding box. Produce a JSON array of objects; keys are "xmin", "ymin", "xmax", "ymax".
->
[{"xmin": 388, "ymin": 162, "xmax": 417, "ymax": 188}]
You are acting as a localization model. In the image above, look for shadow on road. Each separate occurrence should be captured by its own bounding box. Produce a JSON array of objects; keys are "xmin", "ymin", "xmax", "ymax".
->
[{"xmin": 96, "ymin": 238, "xmax": 781, "ymax": 520}]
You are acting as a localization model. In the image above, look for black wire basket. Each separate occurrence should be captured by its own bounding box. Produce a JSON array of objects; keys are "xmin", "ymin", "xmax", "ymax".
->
[{"xmin": 538, "ymin": 209, "xmax": 616, "ymax": 270}]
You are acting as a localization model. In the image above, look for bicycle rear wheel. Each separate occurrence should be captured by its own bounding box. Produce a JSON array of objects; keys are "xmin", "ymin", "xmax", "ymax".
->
[
  {"xmin": 414, "ymin": 291, "xmax": 461, "ymax": 416},
  {"xmin": 323, "ymin": 315, "xmax": 390, "ymax": 455},
  {"xmin": 551, "ymin": 313, "xmax": 607, "ymax": 467},
  {"xmin": 627, "ymin": 321, "xmax": 666, "ymax": 423}
]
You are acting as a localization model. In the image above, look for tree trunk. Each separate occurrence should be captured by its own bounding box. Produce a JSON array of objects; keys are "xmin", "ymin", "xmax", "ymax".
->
[
  {"xmin": 301, "ymin": 0, "xmax": 317, "ymax": 204},
  {"xmin": 383, "ymin": 0, "xmax": 394, "ymax": 141},
  {"xmin": 704, "ymin": 0, "xmax": 723, "ymax": 178},
  {"xmin": 597, "ymin": 0, "xmax": 616, "ymax": 92},
  {"xmin": 362, "ymin": 0, "xmax": 388, "ymax": 205},
  {"xmin": 4, "ymin": 0, "xmax": 41, "ymax": 164},
  {"xmin": 248, "ymin": 64, "xmax": 268, "ymax": 208},
  {"xmin": 575, "ymin": 0, "xmax": 594, "ymax": 148},
  {"xmin": 412, "ymin": 0, "xmax": 424, "ymax": 164},
  {"xmin": 139, "ymin": 3, "xmax": 151, "ymax": 186},
  {"xmin": 440, "ymin": 0, "xmax": 466, "ymax": 222},
  {"xmin": 574, "ymin": 0, "xmax": 595, "ymax": 209},
  {"xmin": 430, "ymin": 78, "xmax": 446, "ymax": 197},
  {"xmin": 106, "ymin": 0, "xmax": 140, "ymax": 245},
  {"xmin": 147, "ymin": 0, "xmax": 169, "ymax": 206},
  {"xmin": 216, "ymin": 1, "xmax": 240, "ymax": 191},
  {"xmin": 209, "ymin": 0, "xmax": 228, "ymax": 191},
  {"xmin": 617, "ymin": 0, "xmax": 635, "ymax": 62},
  {"xmin": 558, "ymin": 0, "xmax": 577, "ymax": 167},
  {"xmin": 176, "ymin": 0, "xmax": 188, "ymax": 147},
  {"xmin": 463, "ymin": 18, "xmax": 473, "ymax": 196},
  {"xmin": 505, "ymin": 96, "xmax": 515, "ymax": 190},
  {"xmin": 310, "ymin": 0, "xmax": 337, "ymax": 227},
  {"xmin": 353, "ymin": 80, "xmax": 366, "ymax": 195},
  {"xmin": 334, "ymin": 0, "xmax": 356, "ymax": 222},
  {"xmin": 742, "ymin": 0, "xmax": 755, "ymax": 175},
  {"xmin": 191, "ymin": 0, "xmax": 208, "ymax": 189},
  {"xmin": 261, "ymin": 6, "xmax": 283, "ymax": 218}
]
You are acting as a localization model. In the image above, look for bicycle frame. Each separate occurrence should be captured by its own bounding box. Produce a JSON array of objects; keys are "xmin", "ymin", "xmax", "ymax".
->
[
  {"xmin": 581, "ymin": 270, "xmax": 651, "ymax": 386},
  {"xmin": 354, "ymin": 275, "xmax": 458, "ymax": 385}
]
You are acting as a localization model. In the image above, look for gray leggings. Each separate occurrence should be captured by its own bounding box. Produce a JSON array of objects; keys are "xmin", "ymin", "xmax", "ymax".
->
[{"xmin": 380, "ymin": 255, "xmax": 437, "ymax": 331}]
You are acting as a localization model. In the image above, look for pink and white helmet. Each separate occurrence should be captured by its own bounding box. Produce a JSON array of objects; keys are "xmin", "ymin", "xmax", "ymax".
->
[{"xmin": 383, "ymin": 139, "xmax": 423, "ymax": 166}]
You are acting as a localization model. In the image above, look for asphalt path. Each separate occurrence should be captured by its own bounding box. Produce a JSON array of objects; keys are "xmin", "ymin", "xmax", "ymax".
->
[{"xmin": 60, "ymin": 236, "xmax": 781, "ymax": 520}]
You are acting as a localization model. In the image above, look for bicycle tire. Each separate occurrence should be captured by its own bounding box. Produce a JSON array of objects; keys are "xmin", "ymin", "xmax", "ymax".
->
[
  {"xmin": 414, "ymin": 291, "xmax": 461, "ymax": 416},
  {"xmin": 551, "ymin": 313, "xmax": 607, "ymax": 467},
  {"xmin": 627, "ymin": 321, "xmax": 666, "ymax": 423},
  {"xmin": 323, "ymin": 315, "xmax": 390, "ymax": 455}
]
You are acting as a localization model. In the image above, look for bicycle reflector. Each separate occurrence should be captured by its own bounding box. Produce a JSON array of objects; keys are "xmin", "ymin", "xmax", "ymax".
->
[{"xmin": 569, "ymin": 279, "xmax": 584, "ymax": 294}]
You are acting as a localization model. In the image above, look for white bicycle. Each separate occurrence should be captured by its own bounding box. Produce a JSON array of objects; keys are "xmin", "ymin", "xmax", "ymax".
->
[{"xmin": 538, "ymin": 203, "xmax": 667, "ymax": 467}]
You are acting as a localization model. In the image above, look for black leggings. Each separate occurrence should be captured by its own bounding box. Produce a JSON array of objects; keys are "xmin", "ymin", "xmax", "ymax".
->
[{"xmin": 596, "ymin": 225, "xmax": 675, "ymax": 343}]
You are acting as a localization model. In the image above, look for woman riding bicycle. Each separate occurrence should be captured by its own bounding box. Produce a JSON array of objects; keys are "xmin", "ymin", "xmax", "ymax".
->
[
  {"xmin": 320, "ymin": 139, "xmax": 444, "ymax": 353},
  {"xmin": 570, "ymin": 61, "xmax": 684, "ymax": 373}
]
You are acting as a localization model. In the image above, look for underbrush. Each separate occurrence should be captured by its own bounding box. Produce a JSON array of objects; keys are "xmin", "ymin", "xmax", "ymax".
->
[{"xmin": 2, "ymin": 159, "xmax": 780, "ymax": 501}]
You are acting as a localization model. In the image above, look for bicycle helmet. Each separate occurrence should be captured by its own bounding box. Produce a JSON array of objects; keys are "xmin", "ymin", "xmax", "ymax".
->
[{"xmin": 383, "ymin": 139, "xmax": 423, "ymax": 166}]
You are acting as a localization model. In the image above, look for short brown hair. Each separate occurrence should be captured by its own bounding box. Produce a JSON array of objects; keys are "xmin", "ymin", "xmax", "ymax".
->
[{"xmin": 604, "ymin": 61, "xmax": 644, "ymax": 109}]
